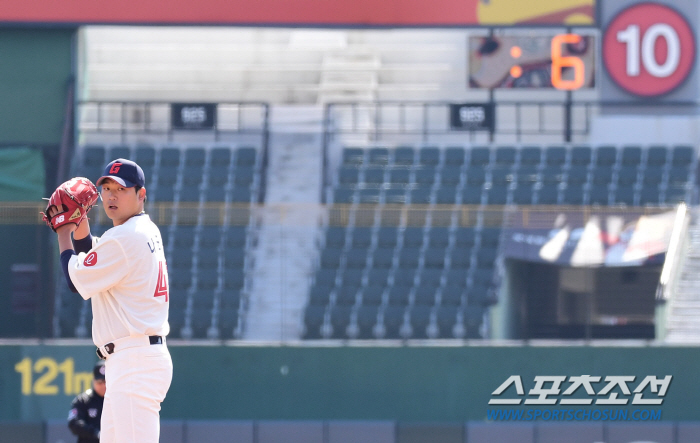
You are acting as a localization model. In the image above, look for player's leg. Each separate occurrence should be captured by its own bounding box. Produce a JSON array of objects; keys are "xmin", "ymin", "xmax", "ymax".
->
[
  {"xmin": 105, "ymin": 345, "xmax": 173, "ymax": 443},
  {"xmin": 100, "ymin": 361, "xmax": 118, "ymax": 443}
]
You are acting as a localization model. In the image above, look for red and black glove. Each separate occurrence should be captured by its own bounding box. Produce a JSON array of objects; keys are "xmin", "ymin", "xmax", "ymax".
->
[{"xmin": 41, "ymin": 177, "xmax": 99, "ymax": 232}]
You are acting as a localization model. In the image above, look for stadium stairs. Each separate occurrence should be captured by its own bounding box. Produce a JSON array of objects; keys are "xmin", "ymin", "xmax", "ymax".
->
[
  {"xmin": 665, "ymin": 207, "xmax": 700, "ymax": 342},
  {"xmin": 242, "ymin": 106, "xmax": 325, "ymax": 340}
]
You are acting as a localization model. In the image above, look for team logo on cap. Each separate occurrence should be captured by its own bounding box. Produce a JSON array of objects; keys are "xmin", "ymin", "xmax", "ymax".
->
[
  {"xmin": 84, "ymin": 252, "xmax": 98, "ymax": 267},
  {"xmin": 109, "ymin": 162, "xmax": 122, "ymax": 174}
]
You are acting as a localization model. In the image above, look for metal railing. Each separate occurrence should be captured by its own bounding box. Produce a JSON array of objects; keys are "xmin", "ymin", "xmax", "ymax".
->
[
  {"xmin": 322, "ymin": 100, "xmax": 598, "ymax": 146},
  {"xmin": 77, "ymin": 101, "xmax": 270, "ymax": 143}
]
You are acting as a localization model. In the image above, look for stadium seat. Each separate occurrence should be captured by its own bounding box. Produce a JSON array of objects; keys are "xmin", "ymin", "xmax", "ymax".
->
[
  {"xmin": 545, "ymin": 146, "xmax": 566, "ymax": 166},
  {"xmin": 469, "ymin": 147, "xmax": 491, "ymax": 166},
  {"xmin": 363, "ymin": 166, "xmax": 385, "ymax": 185},
  {"xmin": 479, "ymin": 228, "xmax": 501, "ymax": 248},
  {"xmin": 398, "ymin": 248, "xmax": 421, "ymax": 269},
  {"xmin": 428, "ymin": 227, "xmax": 450, "ymax": 248},
  {"xmin": 356, "ymin": 305, "xmax": 380, "ymax": 338},
  {"xmin": 210, "ymin": 147, "xmax": 232, "ymax": 166},
  {"xmin": 591, "ymin": 167, "xmax": 613, "ymax": 185},
  {"xmin": 361, "ymin": 286, "xmax": 385, "ymax": 306},
  {"xmin": 393, "ymin": 146, "xmax": 415, "ymax": 165},
  {"xmin": 419, "ymin": 147, "xmax": 440, "ymax": 166},
  {"xmin": 563, "ymin": 185, "xmax": 584, "ymax": 205},
  {"xmin": 519, "ymin": 146, "xmax": 542, "ymax": 166},
  {"xmin": 372, "ymin": 248, "xmax": 395, "ymax": 269},
  {"xmin": 225, "ymin": 226, "xmax": 247, "ymax": 248},
  {"xmin": 485, "ymin": 185, "xmax": 508, "ymax": 205},
  {"xmin": 333, "ymin": 188, "xmax": 355, "ymax": 204},
  {"xmin": 440, "ymin": 166, "xmax": 462, "ymax": 188},
  {"xmin": 418, "ymin": 268, "xmax": 444, "ymax": 288},
  {"xmin": 384, "ymin": 188, "xmax": 407, "ymax": 204},
  {"xmin": 441, "ymin": 285, "xmax": 464, "ymax": 307},
  {"xmin": 571, "ymin": 146, "xmax": 592, "ymax": 165},
  {"xmin": 512, "ymin": 185, "xmax": 534, "ymax": 205},
  {"xmin": 389, "ymin": 168, "xmax": 410, "ymax": 185},
  {"xmin": 646, "ymin": 146, "xmax": 668, "ymax": 166},
  {"xmin": 436, "ymin": 188, "xmax": 457, "ymax": 204},
  {"xmin": 190, "ymin": 307, "xmax": 213, "ymax": 338},
  {"xmin": 462, "ymin": 306, "xmax": 485, "ymax": 338},
  {"xmin": 537, "ymin": 186, "xmax": 559, "ymax": 204},
  {"xmin": 589, "ymin": 185, "xmax": 610, "ymax": 206},
  {"xmin": 330, "ymin": 306, "xmax": 353, "ymax": 339},
  {"xmin": 672, "ymin": 145, "xmax": 694, "ymax": 166},
  {"xmin": 414, "ymin": 286, "xmax": 437, "ymax": 306},
  {"xmin": 108, "ymin": 145, "xmax": 131, "ymax": 161},
  {"xmin": 460, "ymin": 185, "xmax": 483, "ymax": 205},
  {"xmin": 303, "ymin": 305, "xmax": 326, "ymax": 339},
  {"xmin": 367, "ymin": 268, "xmax": 390, "ymax": 287},
  {"xmin": 640, "ymin": 186, "xmax": 660, "ymax": 205},
  {"xmin": 218, "ymin": 306, "xmax": 239, "ymax": 339},
  {"xmin": 351, "ymin": 227, "xmax": 373, "ymax": 248},
  {"xmin": 159, "ymin": 148, "xmax": 181, "ymax": 168},
  {"xmin": 436, "ymin": 305, "xmax": 459, "ymax": 338},
  {"xmin": 495, "ymin": 146, "xmax": 516, "ymax": 166},
  {"xmin": 409, "ymin": 306, "xmax": 432, "ymax": 339},
  {"xmin": 414, "ymin": 167, "xmax": 436, "ymax": 187},
  {"xmin": 465, "ymin": 167, "xmax": 486, "ymax": 186},
  {"xmin": 336, "ymin": 286, "xmax": 359, "ymax": 306},
  {"xmin": 444, "ymin": 147, "xmax": 465, "ymax": 166},
  {"xmin": 314, "ymin": 268, "xmax": 337, "ymax": 288},
  {"xmin": 135, "ymin": 145, "xmax": 156, "ymax": 167},
  {"xmin": 595, "ymin": 145, "xmax": 617, "ymax": 166},
  {"xmin": 235, "ymin": 147, "xmax": 257, "ymax": 167},
  {"xmin": 566, "ymin": 165, "xmax": 588, "ymax": 185},
  {"xmin": 345, "ymin": 248, "xmax": 368, "ymax": 269},
  {"xmin": 309, "ymin": 284, "xmax": 332, "ymax": 306},
  {"xmin": 393, "ymin": 269, "xmax": 417, "ymax": 287},
  {"xmin": 381, "ymin": 306, "xmax": 406, "ymax": 339},
  {"xmin": 342, "ymin": 147, "xmax": 364, "ymax": 165},
  {"xmin": 666, "ymin": 185, "xmax": 688, "ymax": 204},
  {"xmin": 368, "ymin": 147, "xmax": 390, "ymax": 165},
  {"xmin": 621, "ymin": 146, "xmax": 642, "ymax": 166}
]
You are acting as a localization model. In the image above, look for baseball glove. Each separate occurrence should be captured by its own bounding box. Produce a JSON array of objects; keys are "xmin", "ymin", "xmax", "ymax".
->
[{"xmin": 41, "ymin": 177, "xmax": 99, "ymax": 232}]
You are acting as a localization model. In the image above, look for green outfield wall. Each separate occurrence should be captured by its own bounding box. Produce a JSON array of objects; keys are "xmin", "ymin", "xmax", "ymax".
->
[
  {"xmin": 0, "ymin": 29, "xmax": 75, "ymax": 145},
  {"xmin": 1, "ymin": 343, "xmax": 698, "ymax": 422}
]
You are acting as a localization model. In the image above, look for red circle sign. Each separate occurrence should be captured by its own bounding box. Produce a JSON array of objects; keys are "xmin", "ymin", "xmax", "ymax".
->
[{"xmin": 603, "ymin": 3, "xmax": 695, "ymax": 97}]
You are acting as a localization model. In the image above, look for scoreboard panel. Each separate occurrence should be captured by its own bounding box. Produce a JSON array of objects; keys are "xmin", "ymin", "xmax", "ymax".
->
[{"xmin": 469, "ymin": 33, "xmax": 596, "ymax": 90}]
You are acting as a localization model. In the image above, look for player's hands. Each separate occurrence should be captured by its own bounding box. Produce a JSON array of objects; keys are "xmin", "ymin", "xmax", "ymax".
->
[
  {"xmin": 47, "ymin": 205, "xmax": 77, "ymax": 234},
  {"xmin": 41, "ymin": 177, "xmax": 99, "ymax": 232}
]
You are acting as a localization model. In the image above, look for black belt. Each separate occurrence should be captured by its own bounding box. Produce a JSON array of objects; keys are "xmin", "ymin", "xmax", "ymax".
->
[{"xmin": 96, "ymin": 335, "xmax": 163, "ymax": 360}]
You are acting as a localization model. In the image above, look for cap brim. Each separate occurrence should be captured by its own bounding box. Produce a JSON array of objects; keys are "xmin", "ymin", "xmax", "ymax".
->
[{"xmin": 96, "ymin": 175, "xmax": 136, "ymax": 188}]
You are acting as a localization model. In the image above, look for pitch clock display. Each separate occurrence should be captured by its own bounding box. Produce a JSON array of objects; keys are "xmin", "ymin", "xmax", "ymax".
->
[{"xmin": 469, "ymin": 34, "xmax": 596, "ymax": 90}]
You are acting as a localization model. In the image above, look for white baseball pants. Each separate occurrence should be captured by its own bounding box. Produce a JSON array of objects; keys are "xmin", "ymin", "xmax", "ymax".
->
[{"xmin": 100, "ymin": 342, "xmax": 173, "ymax": 443}]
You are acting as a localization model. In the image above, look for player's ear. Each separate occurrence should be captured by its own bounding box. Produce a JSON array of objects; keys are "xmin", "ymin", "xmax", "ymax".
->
[{"xmin": 138, "ymin": 187, "xmax": 147, "ymax": 202}]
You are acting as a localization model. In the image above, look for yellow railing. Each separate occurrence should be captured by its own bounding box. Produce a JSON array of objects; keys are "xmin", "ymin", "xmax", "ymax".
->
[{"xmin": 1, "ymin": 202, "xmax": 676, "ymax": 227}]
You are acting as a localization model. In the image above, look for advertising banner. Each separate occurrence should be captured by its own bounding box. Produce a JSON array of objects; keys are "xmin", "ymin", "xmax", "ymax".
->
[
  {"xmin": 502, "ymin": 209, "xmax": 676, "ymax": 266},
  {"xmin": 0, "ymin": 0, "xmax": 595, "ymax": 26}
]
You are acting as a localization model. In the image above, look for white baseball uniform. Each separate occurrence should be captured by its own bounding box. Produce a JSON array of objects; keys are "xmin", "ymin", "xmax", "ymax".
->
[{"xmin": 68, "ymin": 213, "xmax": 172, "ymax": 443}]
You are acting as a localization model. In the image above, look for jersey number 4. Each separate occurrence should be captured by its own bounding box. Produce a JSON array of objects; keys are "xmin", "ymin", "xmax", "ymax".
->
[{"xmin": 154, "ymin": 261, "xmax": 169, "ymax": 302}]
